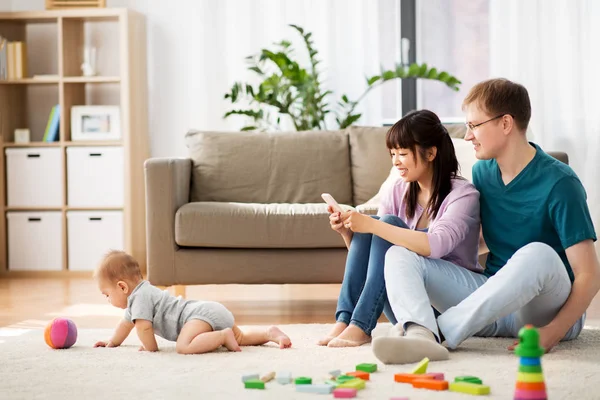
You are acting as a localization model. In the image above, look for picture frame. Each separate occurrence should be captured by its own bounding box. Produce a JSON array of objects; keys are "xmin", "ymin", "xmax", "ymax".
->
[{"xmin": 71, "ymin": 105, "xmax": 121, "ymax": 141}]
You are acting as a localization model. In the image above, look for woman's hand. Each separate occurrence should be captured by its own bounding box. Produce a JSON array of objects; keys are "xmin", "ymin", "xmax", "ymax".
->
[
  {"xmin": 343, "ymin": 211, "xmax": 374, "ymax": 234},
  {"xmin": 328, "ymin": 206, "xmax": 349, "ymax": 235}
]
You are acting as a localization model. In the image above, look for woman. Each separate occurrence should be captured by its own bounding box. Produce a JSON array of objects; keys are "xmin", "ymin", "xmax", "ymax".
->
[{"xmin": 320, "ymin": 109, "xmax": 481, "ymax": 348}]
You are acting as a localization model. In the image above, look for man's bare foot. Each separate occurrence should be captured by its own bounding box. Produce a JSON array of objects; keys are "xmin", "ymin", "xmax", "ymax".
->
[
  {"xmin": 318, "ymin": 322, "xmax": 348, "ymax": 346},
  {"xmin": 327, "ymin": 324, "xmax": 371, "ymax": 348},
  {"xmin": 267, "ymin": 326, "xmax": 292, "ymax": 349},
  {"xmin": 222, "ymin": 328, "xmax": 241, "ymax": 352}
]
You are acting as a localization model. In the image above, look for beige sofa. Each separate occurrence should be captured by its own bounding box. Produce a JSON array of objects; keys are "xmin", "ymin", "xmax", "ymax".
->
[{"xmin": 144, "ymin": 125, "xmax": 567, "ymax": 287}]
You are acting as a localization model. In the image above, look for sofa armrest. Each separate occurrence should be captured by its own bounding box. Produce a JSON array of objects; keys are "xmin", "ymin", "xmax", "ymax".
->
[
  {"xmin": 548, "ymin": 151, "xmax": 568, "ymax": 164},
  {"xmin": 144, "ymin": 158, "xmax": 192, "ymax": 285}
]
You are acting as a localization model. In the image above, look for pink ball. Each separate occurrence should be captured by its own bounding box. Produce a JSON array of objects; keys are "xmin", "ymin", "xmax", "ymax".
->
[{"xmin": 44, "ymin": 318, "xmax": 77, "ymax": 349}]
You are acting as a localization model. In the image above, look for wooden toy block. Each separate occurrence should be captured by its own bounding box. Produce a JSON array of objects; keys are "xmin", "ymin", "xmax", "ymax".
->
[
  {"xmin": 329, "ymin": 369, "xmax": 342, "ymax": 377},
  {"xmin": 260, "ymin": 371, "xmax": 275, "ymax": 382},
  {"xmin": 333, "ymin": 388, "xmax": 358, "ymax": 398},
  {"xmin": 411, "ymin": 357, "xmax": 429, "ymax": 374},
  {"xmin": 356, "ymin": 363, "xmax": 378, "ymax": 373},
  {"xmin": 517, "ymin": 372, "xmax": 544, "ymax": 383},
  {"xmin": 296, "ymin": 384, "xmax": 335, "ymax": 394},
  {"xmin": 515, "ymin": 381, "xmax": 546, "ymax": 391},
  {"xmin": 412, "ymin": 379, "xmax": 449, "ymax": 391},
  {"xmin": 454, "ymin": 375, "xmax": 482, "ymax": 385},
  {"xmin": 295, "ymin": 377, "xmax": 312, "ymax": 385},
  {"xmin": 241, "ymin": 373, "xmax": 259, "ymax": 382},
  {"xmin": 276, "ymin": 371, "xmax": 292, "ymax": 385},
  {"xmin": 244, "ymin": 379, "xmax": 265, "ymax": 389},
  {"xmin": 337, "ymin": 378, "xmax": 366, "ymax": 390},
  {"xmin": 337, "ymin": 375, "xmax": 356, "ymax": 383},
  {"xmin": 514, "ymin": 389, "xmax": 547, "ymax": 399},
  {"xmin": 346, "ymin": 371, "xmax": 370, "ymax": 381},
  {"xmin": 449, "ymin": 381, "xmax": 491, "ymax": 395},
  {"xmin": 394, "ymin": 373, "xmax": 438, "ymax": 383}
]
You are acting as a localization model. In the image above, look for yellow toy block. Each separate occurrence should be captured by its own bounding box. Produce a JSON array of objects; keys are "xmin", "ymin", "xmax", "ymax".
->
[
  {"xmin": 449, "ymin": 381, "xmax": 491, "ymax": 395},
  {"xmin": 411, "ymin": 357, "xmax": 430, "ymax": 374},
  {"xmin": 337, "ymin": 378, "xmax": 366, "ymax": 390},
  {"xmin": 516, "ymin": 372, "xmax": 545, "ymax": 383}
]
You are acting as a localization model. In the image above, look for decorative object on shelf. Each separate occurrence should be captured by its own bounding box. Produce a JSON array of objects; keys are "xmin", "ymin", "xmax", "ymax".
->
[
  {"xmin": 45, "ymin": 0, "xmax": 106, "ymax": 10},
  {"xmin": 81, "ymin": 46, "xmax": 97, "ymax": 77},
  {"xmin": 43, "ymin": 105, "xmax": 60, "ymax": 142},
  {"xmin": 224, "ymin": 24, "xmax": 461, "ymax": 131},
  {"xmin": 14, "ymin": 128, "xmax": 30, "ymax": 143},
  {"xmin": 71, "ymin": 105, "xmax": 121, "ymax": 141}
]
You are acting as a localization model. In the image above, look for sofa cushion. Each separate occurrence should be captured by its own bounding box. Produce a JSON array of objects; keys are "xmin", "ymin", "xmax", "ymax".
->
[
  {"xmin": 175, "ymin": 202, "xmax": 348, "ymax": 248},
  {"xmin": 185, "ymin": 130, "xmax": 352, "ymax": 204},
  {"xmin": 346, "ymin": 126, "xmax": 392, "ymax": 206}
]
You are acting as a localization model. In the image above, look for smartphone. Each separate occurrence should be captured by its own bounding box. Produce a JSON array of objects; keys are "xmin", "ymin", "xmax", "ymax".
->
[{"xmin": 321, "ymin": 193, "xmax": 344, "ymax": 213}]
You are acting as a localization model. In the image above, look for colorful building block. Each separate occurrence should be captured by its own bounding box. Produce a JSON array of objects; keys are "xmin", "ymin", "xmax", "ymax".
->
[
  {"xmin": 346, "ymin": 371, "xmax": 370, "ymax": 381},
  {"xmin": 394, "ymin": 373, "xmax": 439, "ymax": 383},
  {"xmin": 333, "ymin": 388, "xmax": 358, "ymax": 398},
  {"xmin": 329, "ymin": 369, "xmax": 342, "ymax": 377},
  {"xmin": 244, "ymin": 379, "xmax": 265, "ymax": 389},
  {"xmin": 276, "ymin": 371, "xmax": 292, "ymax": 385},
  {"xmin": 449, "ymin": 382, "xmax": 491, "ymax": 395},
  {"xmin": 412, "ymin": 379, "xmax": 449, "ymax": 391},
  {"xmin": 513, "ymin": 325, "xmax": 547, "ymax": 400},
  {"xmin": 241, "ymin": 373, "xmax": 259, "ymax": 382},
  {"xmin": 260, "ymin": 371, "xmax": 275, "ymax": 382},
  {"xmin": 325, "ymin": 380, "xmax": 339, "ymax": 387},
  {"xmin": 356, "ymin": 363, "xmax": 378, "ymax": 373},
  {"xmin": 428, "ymin": 372, "xmax": 445, "ymax": 381},
  {"xmin": 454, "ymin": 376, "xmax": 482, "ymax": 385},
  {"xmin": 296, "ymin": 384, "xmax": 335, "ymax": 394},
  {"xmin": 295, "ymin": 376, "xmax": 312, "ymax": 385},
  {"xmin": 337, "ymin": 375, "xmax": 356, "ymax": 383},
  {"xmin": 411, "ymin": 357, "xmax": 429, "ymax": 374},
  {"xmin": 337, "ymin": 378, "xmax": 366, "ymax": 390}
]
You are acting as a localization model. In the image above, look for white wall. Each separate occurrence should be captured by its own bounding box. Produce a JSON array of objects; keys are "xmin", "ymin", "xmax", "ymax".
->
[
  {"xmin": 0, "ymin": 1, "xmax": 10, "ymax": 11},
  {"xmin": 11, "ymin": 0, "xmax": 401, "ymax": 157}
]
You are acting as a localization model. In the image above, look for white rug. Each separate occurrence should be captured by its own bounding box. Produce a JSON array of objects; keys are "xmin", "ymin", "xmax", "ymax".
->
[{"xmin": 1, "ymin": 323, "xmax": 600, "ymax": 399}]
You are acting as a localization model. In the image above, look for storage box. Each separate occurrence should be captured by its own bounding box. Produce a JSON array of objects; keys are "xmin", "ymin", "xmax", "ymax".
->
[
  {"xmin": 7, "ymin": 212, "xmax": 63, "ymax": 271},
  {"xmin": 66, "ymin": 147, "xmax": 124, "ymax": 207},
  {"xmin": 67, "ymin": 211, "xmax": 124, "ymax": 271},
  {"xmin": 6, "ymin": 148, "xmax": 63, "ymax": 207}
]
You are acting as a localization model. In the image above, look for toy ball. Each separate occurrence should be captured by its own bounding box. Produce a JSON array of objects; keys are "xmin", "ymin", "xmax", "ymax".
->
[{"xmin": 44, "ymin": 318, "xmax": 77, "ymax": 349}]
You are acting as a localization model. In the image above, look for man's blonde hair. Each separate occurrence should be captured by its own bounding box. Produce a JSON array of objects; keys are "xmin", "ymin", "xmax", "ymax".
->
[{"xmin": 94, "ymin": 250, "xmax": 143, "ymax": 283}]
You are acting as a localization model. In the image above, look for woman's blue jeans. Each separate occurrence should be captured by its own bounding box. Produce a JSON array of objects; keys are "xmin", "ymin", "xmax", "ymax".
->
[{"xmin": 335, "ymin": 214, "xmax": 406, "ymax": 335}]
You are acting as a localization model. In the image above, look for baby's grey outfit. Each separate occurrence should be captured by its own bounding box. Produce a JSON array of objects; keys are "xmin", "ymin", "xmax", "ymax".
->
[{"xmin": 124, "ymin": 280, "xmax": 235, "ymax": 341}]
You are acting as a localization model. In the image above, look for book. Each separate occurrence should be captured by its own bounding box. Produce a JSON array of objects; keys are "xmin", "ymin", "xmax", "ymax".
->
[{"xmin": 43, "ymin": 105, "xmax": 60, "ymax": 142}]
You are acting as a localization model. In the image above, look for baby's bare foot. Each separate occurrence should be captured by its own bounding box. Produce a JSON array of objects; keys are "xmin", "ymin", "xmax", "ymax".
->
[
  {"xmin": 318, "ymin": 322, "xmax": 348, "ymax": 346},
  {"xmin": 267, "ymin": 326, "xmax": 292, "ymax": 349},
  {"xmin": 222, "ymin": 328, "xmax": 241, "ymax": 352}
]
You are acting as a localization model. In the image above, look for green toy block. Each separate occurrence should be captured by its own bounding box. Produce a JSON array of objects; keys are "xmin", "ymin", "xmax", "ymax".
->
[
  {"xmin": 514, "ymin": 325, "xmax": 545, "ymax": 358},
  {"xmin": 411, "ymin": 357, "xmax": 429, "ymax": 374},
  {"xmin": 337, "ymin": 378, "xmax": 366, "ymax": 390},
  {"xmin": 295, "ymin": 377, "xmax": 312, "ymax": 385},
  {"xmin": 244, "ymin": 379, "xmax": 265, "ymax": 389},
  {"xmin": 449, "ymin": 381, "xmax": 490, "ymax": 395},
  {"xmin": 337, "ymin": 375, "xmax": 355, "ymax": 383},
  {"xmin": 454, "ymin": 376, "xmax": 482, "ymax": 385},
  {"xmin": 325, "ymin": 380, "xmax": 339, "ymax": 387},
  {"xmin": 356, "ymin": 363, "xmax": 377, "ymax": 373},
  {"xmin": 519, "ymin": 364, "xmax": 543, "ymax": 373}
]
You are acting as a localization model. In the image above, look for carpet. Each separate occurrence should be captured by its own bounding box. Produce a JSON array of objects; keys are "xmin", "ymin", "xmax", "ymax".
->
[{"xmin": 1, "ymin": 323, "xmax": 600, "ymax": 399}]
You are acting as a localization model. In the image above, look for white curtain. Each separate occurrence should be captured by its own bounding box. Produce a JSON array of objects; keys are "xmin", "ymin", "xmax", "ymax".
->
[{"xmin": 490, "ymin": 0, "xmax": 600, "ymax": 251}]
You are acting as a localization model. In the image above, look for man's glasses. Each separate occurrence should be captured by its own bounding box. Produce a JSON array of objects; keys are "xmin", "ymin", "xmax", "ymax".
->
[{"xmin": 465, "ymin": 114, "xmax": 511, "ymax": 131}]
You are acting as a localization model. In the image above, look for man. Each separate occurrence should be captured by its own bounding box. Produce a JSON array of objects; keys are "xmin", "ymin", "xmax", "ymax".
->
[{"xmin": 373, "ymin": 78, "xmax": 600, "ymax": 364}]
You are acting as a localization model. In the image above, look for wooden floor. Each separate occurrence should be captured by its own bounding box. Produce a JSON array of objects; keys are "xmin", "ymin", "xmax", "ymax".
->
[{"xmin": 2, "ymin": 277, "xmax": 600, "ymax": 330}]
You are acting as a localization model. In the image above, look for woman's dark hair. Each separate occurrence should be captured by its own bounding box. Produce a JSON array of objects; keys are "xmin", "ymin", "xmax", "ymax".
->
[{"xmin": 385, "ymin": 109, "xmax": 460, "ymax": 219}]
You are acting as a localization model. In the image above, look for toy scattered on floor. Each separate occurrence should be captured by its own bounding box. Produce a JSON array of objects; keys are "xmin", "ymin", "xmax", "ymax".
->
[
  {"xmin": 329, "ymin": 369, "xmax": 342, "ymax": 377},
  {"xmin": 513, "ymin": 324, "xmax": 547, "ymax": 400},
  {"xmin": 356, "ymin": 363, "xmax": 378, "ymax": 373},
  {"xmin": 241, "ymin": 372, "xmax": 259, "ymax": 382},
  {"xmin": 244, "ymin": 379, "xmax": 265, "ymax": 390},
  {"xmin": 333, "ymin": 388, "xmax": 358, "ymax": 398},
  {"xmin": 276, "ymin": 370, "xmax": 292, "ymax": 384},
  {"xmin": 346, "ymin": 371, "xmax": 370, "ymax": 381},
  {"xmin": 260, "ymin": 371, "xmax": 275, "ymax": 382},
  {"xmin": 44, "ymin": 317, "xmax": 77, "ymax": 349},
  {"xmin": 455, "ymin": 375, "xmax": 483, "ymax": 385},
  {"xmin": 449, "ymin": 381, "xmax": 490, "ymax": 395},
  {"xmin": 296, "ymin": 384, "xmax": 334, "ymax": 394},
  {"xmin": 295, "ymin": 376, "xmax": 312, "ymax": 385},
  {"xmin": 412, "ymin": 378, "xmax": 448, "ymax": 391},
  {"xmin": 410, "ymin": 357, "xmax": 429, "ymax": 374}
]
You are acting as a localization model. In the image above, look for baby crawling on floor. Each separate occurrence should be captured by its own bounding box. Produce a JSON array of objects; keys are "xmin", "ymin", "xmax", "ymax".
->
[{"xmin": 93, "ymin": 250, "xmax": 292, "ymax": 353}]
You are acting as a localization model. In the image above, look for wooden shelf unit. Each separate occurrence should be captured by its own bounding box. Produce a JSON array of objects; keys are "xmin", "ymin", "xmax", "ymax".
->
[{"xmin": 0, "ymin": 8, "xmax": 149, "ymax": 275}]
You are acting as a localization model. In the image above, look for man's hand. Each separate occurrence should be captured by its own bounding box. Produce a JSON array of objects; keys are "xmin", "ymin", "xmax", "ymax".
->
[
  {"xmin": 507, "ymin": 325, "xmax": 563, "ymax": 354},
  {"xmin": 94, "ymin": 340, "xmax": 115, "ymax": 348},
  {"xmin": 342, "ymin": 211, "xmax": 374, "ymax": 234}
]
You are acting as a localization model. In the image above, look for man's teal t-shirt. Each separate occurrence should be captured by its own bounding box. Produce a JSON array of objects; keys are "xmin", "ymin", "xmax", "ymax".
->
[{"xmin": 473, "ymin": 143, "xmax": 597, "ymax": 282}]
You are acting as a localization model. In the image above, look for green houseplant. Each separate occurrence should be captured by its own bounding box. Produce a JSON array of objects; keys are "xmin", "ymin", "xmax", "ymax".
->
[{"xmin": 224, "ymin": 24, "xmax": 461, "ymax": 131}]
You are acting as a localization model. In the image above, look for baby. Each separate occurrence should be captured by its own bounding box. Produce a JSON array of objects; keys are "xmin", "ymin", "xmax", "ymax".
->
[{"xmin": 93, "ymin": 250, "xmax": 292, "ymax": 353}]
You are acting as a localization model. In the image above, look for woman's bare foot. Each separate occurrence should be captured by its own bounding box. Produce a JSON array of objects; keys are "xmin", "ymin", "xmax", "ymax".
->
[
  {"xmin": 222, "ymin": 328, "xmax": 241, "ymax": 352},
  {"xmin": 318, "ymin": 322, "xmax": 348, "ymax": 346},
  {"xmin": 327, "ymin": 324, "xmax": 371, "ymax": 347},
  {"xmin": 267, "ymin": 326, "xmax": 292, "ymax": 349}
]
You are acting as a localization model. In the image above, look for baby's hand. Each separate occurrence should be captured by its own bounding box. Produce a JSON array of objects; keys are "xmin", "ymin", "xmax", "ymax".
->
[
  {"xmin": 138, "ymin": 345, "xmax": 146, "ymax": 352},
  {"xmin": 94, "ymin": 340, "xmax": 115, "ymax": 348}
]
